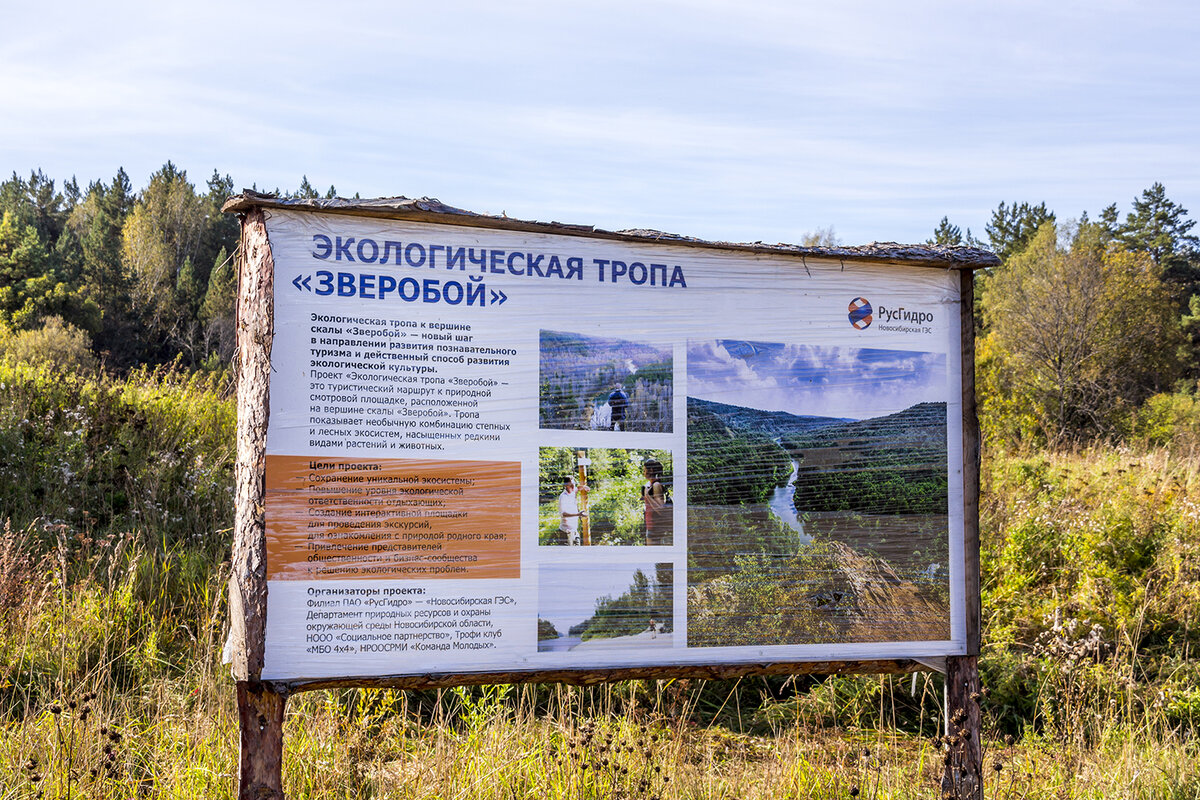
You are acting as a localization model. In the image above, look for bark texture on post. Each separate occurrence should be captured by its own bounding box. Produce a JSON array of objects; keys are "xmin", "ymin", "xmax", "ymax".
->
[
  {"xmin": 238, "ymin": 681, "xmax": 286, "ymax": 800},
  {"xmin": 230, "ymin": 206, "xmax": 274, "ymax": 681},
  {"xmin": 960, "ymin": 269, "xmax": 982, "ymax": 655},
  {"xmin": 942, "ymin": 655, "xmax": 983, "ymax": 800}
]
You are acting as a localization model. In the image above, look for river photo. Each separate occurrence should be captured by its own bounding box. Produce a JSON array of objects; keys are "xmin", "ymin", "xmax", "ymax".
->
[{"xmin": 685, "ymin": 340, "xmax": 952, "ymax": 647}]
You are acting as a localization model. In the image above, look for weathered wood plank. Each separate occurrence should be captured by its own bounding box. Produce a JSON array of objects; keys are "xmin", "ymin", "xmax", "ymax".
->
[
  {"xmin": 230, "ymin": 208, "xmax": 274, "ymax": 682},
  {"xmin": 270, "ymin": 658, "xmax": 928, "ymax": 695},
  {"xmin": 221, "ymin": 191, "xmax": 1000, "ymax": 270}
]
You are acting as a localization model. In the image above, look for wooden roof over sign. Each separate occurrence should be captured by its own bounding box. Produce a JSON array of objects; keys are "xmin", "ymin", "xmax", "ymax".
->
[{"xmin": 223, "ymin": 190, "xmax": 1000, "ymax": 271}]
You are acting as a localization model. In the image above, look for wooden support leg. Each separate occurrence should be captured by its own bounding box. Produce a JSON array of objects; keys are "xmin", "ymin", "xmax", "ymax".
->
[
  {"xmin": 238, "ymin": 681, "xmax": 286, "ymax": 800},
  {"xmin": 942, "ymin": 655, "xmax": 983, "ymax": 800}
]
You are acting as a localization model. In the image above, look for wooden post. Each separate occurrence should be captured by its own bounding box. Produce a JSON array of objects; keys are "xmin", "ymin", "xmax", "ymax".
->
[
  {"xmin": 238, "ymin": 682, "xmax": 286, "ymax": 800},
  {"xmin": 942, "ymin": 267, "xmax": 983, "ymax": 799},
  {"xmin": 230, "ymin": 207, "xmax": 281, "ymax": 797},
  {"xmin": 942, "ymin": 656, "xmax": 983, "ymax": 799},
  {"xmin": 960, "ymin": 269, "xmax": 981, "ymax": 657}
]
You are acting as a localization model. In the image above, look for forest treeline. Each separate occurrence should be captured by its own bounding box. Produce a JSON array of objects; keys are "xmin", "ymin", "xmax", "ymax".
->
[
  {"xmin": 0, "ymin": 165, "xmax": 338, "ymax": 372},
  {"xmin": 2, "ymin": 164, "xmax": 1198, "ymax": 450}
]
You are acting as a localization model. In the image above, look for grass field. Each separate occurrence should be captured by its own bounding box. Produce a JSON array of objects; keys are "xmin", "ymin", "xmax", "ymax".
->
[{"xmin": 0, "ymin": 360, "xmax": 1198, "ymax": 798}]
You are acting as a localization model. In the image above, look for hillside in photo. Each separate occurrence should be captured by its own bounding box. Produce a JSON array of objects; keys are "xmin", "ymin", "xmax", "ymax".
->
[
  {"xmin": 686, "ymin": 395, "xmax": 950, "ymax": 646},
  {"xmin": 539, "ymin": 330, "xmax": 672, "ymax": 432}
]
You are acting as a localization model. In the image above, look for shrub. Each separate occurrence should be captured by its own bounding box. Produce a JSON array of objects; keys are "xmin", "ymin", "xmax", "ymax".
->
[{"xmin": 0, "ymin": 316, "xmax": 97, "ymax": 374}]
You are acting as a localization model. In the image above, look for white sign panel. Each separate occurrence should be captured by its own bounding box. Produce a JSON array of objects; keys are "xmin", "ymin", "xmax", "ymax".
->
[{"xmin": 260, "ymin": 210, "xmax": 965, "ymax": 681}]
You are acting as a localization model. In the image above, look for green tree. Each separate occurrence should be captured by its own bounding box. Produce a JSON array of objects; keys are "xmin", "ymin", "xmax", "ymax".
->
[
  {"xmin": 0, "ymin": 170, "xmax": 71, "ymax": 246},
  {"xmin": 986, "ymin": 201, "xmax": 1056, "ymax": 261},
  {"xmin": 1117, "ymin": 183, "xmax": 1198, "ymax": 269},
  {"xmin": 121, "ymin": 162, "xmax": 207, "ymax": 361},
  {"xmin": 983, "ymin": 223, "xmax": 1183, "ymax": 443},
  {"xmin": 72, "ymin": 169, "xmax": 138, "ymax": 361},
  {"xmin": 198, "ymin": 170, "xmax": 239, "ymax": 284},
  {"xmin": 1117, "ymin": 183, "xmax": 1200, "ymax": 309},
  {"xmin": 927, "ymin": 216, "xmax": 983, "ymax": 248},
  {"xmin": 0, "ymin": 212, "xmax": 96, "ymax": 332},
  {"xmin": 200, "ymin": 246, "xmax": 236, "ymax": 360},
  {"xmin": 928, "ymin": 216, "xmax": 963, "ymax": 246}
]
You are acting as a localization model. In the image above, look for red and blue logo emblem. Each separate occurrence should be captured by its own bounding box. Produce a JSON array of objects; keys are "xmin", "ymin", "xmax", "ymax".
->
[{"xmin": 848, "ymin": 297, "xmax": 872, "ymax": 329}]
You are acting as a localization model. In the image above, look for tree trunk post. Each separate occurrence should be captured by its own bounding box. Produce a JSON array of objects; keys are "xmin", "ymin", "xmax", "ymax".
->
[
  {"xmin": 942, "ymin": 655, "xmax": 983, "ymax": 800},
  {"xmin": 238, "ymin": 682, "xmax": 286, "ymax": 800},
  {"xmin": 941, "ymin": 268, "xmax": 984, "ymax": 799},
  {"xmin": 232, "ymin": 207, "xmax": 279, "ymax": 797}
]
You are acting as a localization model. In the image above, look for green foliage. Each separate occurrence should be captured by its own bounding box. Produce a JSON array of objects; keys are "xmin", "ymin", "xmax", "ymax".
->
[
  {"xmin": 687, "ymin": 548, "xmax": 842, "ymax": 647},
  {"xmin": 980, "ymin": 450, "xmax": 1200, "ymax": 739},
  {"xmin": 572, "ymin": 565, "xmax": 672, "ymax": 640},
  {"xmin": 986, "ymin": 200, "xmax": 1055, "ymax": 261},
  {"xmin": 685, "ymin": 398, "xmax": 790, "ymax": 505},
  {"xmin": 787, "ymin": 402, "xmax": 948, "ymax": 515},
  {"xmin": 0, "ymin": 211, "xmax": 98, "ymax": 333},
  {"xmin": 686, "ymin": 506, "xmax": 801, "ymax": 577},
  {"xmin": 0, "ymin": 360, "xmax": 235, "ymax": 542},
  {"xmin": 1117, "ymin": 182, "xmax": 1199, "ymax": 277},
  {"xmin": 0, "ymin": 164, "xmax": 241, "ymax": 369},
  {"xmin": 537, "ymin": 618, "xmax": 559, "ymax": 640},
  {"xmin": 1124, "ymin": 389, "xmax": 1200, "ymax": 450},
  {"xmin": 0, "ymin": 316, "xmax": 97, "ymax": 373},
  {"xmin": 983, "ymin": 224, "xmax": 1183, "ymax": 445},
  {"xmin": 926, "ymin": 215, "xmax": 980, "ymax": 247}
]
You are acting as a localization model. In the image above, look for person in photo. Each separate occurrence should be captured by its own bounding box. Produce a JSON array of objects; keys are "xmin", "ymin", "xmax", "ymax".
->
[
  {"xmin": 607, "ymin": 384, "xmax": 629, "ymax": 431},
  {"xmin": 557, "ymin": 476, "xmax": 586, "ymax": 545},
  {"xmin": 642, "ymin": 458, "xmax": 672, "ymax": 545}
]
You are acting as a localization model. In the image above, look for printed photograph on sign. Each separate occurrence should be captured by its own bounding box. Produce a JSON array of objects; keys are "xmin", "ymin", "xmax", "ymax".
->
[
  {"xmin": 538, "ymin": 562, "xmax": 674, "ymax": 652},
  {"xmin": 539, "ymin": 447, "xmax": 674, "ymax": 546},
  {"xmin": 538, "ymin": 330, "xmax": 673, "ymax": 433},
  {"xmin": 685, "ymin": 341, "xmax": 950, "ymax": 646}
]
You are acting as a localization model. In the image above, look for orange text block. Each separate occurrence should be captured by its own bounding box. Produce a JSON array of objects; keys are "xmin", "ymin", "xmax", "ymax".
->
[{"xmin": 266, "ymin": 455, "xmax": 520, "ymax": 580}]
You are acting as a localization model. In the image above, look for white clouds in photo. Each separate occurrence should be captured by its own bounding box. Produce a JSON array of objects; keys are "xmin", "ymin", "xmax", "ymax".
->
[{"xmin": 687, "ymin": 340, "xmax": 946, "ymax": 419}]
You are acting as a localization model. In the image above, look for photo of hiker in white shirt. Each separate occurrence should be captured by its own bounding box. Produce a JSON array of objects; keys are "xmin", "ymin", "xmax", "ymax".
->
[{"xmin": 556, "ymin": 476, "xmax": 586, "ymax": 546}]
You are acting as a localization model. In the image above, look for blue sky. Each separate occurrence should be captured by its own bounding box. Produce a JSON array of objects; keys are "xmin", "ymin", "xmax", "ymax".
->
[
  {"xmin": 688, "ymin": 341, "xmax": 947, "ymax": 419},
  {"xmin": 2, "ymin": 1, "xmax": 1197, "ymax": 246}
]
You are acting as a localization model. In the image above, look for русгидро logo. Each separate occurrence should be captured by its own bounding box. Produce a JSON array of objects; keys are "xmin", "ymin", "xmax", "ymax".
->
[{"xmin": 848, "ymin": 297, "xmax": 872, "ymax": 329}]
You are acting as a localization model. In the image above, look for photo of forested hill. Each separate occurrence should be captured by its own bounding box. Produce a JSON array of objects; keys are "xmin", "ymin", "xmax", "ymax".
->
[
  {"xmin": 539, "ymin": 330, "xmax": 673, "ymax": 432},
  {"xmin": 785, "ymin": 401, "xmax": 947, "ymax": 515},
  {"xmin": 685, "ymin": 340, "xmax": 951, "ymax": 647}
]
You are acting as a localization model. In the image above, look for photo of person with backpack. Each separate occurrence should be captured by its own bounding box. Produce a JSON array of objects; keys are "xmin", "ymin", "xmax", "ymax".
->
[{"xmin": 641, "ymin": 458, "xmax": 673, "ymax": 546}]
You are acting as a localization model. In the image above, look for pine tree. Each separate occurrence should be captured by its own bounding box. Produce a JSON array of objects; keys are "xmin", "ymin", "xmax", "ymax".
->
[
  {"xmin": 201, "ymin": 246, "xmax": 237, "ymax": 360},
  {"xmin": 986, "ymin": 201, "xmax": 1055, "ymax": 261},
  {"xmin": 927, "ymin": 217, "xmax": 968, "ymax": 246},
  {"xmin": 296, "ymin": 176, "xmax": 319, "ymax": 199},
  {"xmin": 121, "ymin": 162, "xmax": 207, "ymax": 362},
  {"xmin": 1117, "ymin": 182, "xmax": 1200, "ymax": 301}
]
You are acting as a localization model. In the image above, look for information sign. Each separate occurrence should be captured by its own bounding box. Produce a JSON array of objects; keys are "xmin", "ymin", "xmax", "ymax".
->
[{"xmin": 248, "ymin": 205, "xmax": 975, "ymax": 682}]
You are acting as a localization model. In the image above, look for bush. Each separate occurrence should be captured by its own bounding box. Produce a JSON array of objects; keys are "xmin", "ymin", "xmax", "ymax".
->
[
  {"xmin": 1126, "ymin": 389, "xmax": 1200, "ymax": 451},
  {"xmin": 0, "ymin": 316, "xmax": 97, "ymax": 374}
]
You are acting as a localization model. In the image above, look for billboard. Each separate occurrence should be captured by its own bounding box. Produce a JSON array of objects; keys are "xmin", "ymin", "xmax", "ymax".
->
[{"xmin": 256, "ymin": 207, "xmax": 968, "ymax": 682}]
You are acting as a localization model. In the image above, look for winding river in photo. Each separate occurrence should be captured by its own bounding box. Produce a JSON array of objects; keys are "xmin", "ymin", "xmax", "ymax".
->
[{"xmin": 768, "ymin": 444, "xmax": 811, "ymax": 544}]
